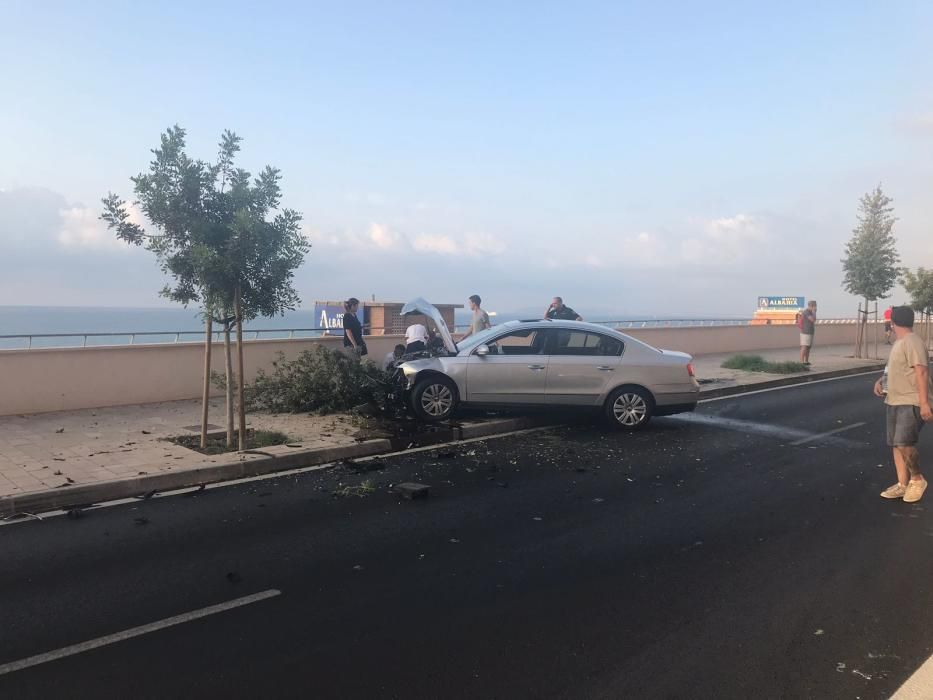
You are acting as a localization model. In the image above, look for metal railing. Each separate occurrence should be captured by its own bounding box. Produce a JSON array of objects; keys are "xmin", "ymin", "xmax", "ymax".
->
[{"xmin": 0, "ymin": 317, "xmax": 868, "ymax": 351}]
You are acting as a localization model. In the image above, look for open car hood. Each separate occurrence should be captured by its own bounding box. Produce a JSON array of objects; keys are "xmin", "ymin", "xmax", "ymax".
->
[{"xmin": 400, "ymin": 297, "xmax": 458, "ymax": 354}]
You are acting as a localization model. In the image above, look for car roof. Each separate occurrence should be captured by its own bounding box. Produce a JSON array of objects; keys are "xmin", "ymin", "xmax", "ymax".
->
[
  {"xmin": 502, "ymin": 318, "xmax": 613, "ymax": 330},
  {"xmin": 497, "ymin": 319, "xmax": 638, "ymax": 340}
]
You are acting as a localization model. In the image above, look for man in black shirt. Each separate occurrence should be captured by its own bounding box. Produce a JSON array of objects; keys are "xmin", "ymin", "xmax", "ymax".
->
[{"xmin": 544, "ymin": 297, "xmax": 583, "ymax": 321}]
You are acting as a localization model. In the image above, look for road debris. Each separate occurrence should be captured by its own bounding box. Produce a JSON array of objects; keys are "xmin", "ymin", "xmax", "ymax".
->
[{"xmin": 394, "ymin": 482, "xmax": 431, "ymax": 500}]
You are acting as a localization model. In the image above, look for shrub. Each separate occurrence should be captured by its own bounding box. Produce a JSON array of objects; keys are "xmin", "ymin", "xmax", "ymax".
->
[
  {"xmin": 245, "ymin": 346, "xmax": 393, "ymax": 414},
  {"xmin": 721, "ymin": 354, "xmax": 809, "ymax": 374}
]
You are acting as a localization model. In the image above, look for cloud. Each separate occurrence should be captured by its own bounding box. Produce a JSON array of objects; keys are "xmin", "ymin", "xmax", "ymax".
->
[
  {"xmin": 580, "ymin": 214, "xmax": 768, "ymax": 270},
  {"xmin": 413, "ymin": 234, "xmax": 459, "ymax": 254},
  {"xmin": 615, "ymin": 231, "xmax": 666, "ymax": 267},
  {"xmin": 464, "ymin": 232, "xmax": 506, "ymax": 256},
  {"xmin": 57, "ymin": 203, "xmax": 145, "ymax": 251},
  {"xmin": 703, "ymin": 213, "xmax": 763, "ymax": 242},
  {"xmin": 368, "ymin": 222, "xmax": 404, "ymax": 249},
  {"xmin": 315, "ymin": 223, "xmax": 506, "ymax": 259},
  {"xmin": 683, "ymin": 213, "xmax": 766, "ymax": 264}
]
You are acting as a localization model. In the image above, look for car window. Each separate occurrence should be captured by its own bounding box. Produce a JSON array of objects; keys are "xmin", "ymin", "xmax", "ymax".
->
[
  {"xmin": 456, "ymin": 326, "xmax": 499, "ymax": 353},
  {"xmin": 483, "ymin": 329, "xmax": 545, "ymax": 356},
  {"xmin": 549, "ymin": 330, "xmax": 623, "ymax": 357}
]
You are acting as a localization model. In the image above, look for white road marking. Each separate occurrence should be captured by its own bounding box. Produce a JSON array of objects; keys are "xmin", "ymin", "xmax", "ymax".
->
[
  {"xmin": 0, "ymin": 589, "xmax": 281, "ymax": 676},
  {"xmin": 670, "ymin": 413, "xmax": 864, "ymax": 447},
  {"xmin": 699, "ymin": 369, "xmax": 882, "ymax": 403},
  {"xmin": 789, "ymin": 422, "xmax": 866, "ymax": 446},
  {"xmin": 890, "ymin": 650, "xmax": 933, "ymax": 699}
]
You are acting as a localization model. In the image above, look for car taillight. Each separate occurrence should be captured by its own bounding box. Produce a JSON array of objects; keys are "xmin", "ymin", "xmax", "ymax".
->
[{"xmin": 686, "ymin": 363, "xmax": 695, "ymax": 377}]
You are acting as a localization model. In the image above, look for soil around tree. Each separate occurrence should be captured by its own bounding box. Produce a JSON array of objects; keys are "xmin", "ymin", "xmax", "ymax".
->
[{"xmin": 167, "ymin": 429, "xmax": 290, "ymax": 455}]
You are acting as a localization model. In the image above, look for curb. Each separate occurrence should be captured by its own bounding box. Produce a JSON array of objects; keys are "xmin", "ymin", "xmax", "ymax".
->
[
  {"xmin": 697, "ymin": 363, "xmax": 885, "ymax": 400},
  {"xmin": 0, "ymin": 367, "xmax": 886, "ymax": 518},
  {"xmin": 0, "ymin": 415, "xmax": 553, "ymax": 518}
]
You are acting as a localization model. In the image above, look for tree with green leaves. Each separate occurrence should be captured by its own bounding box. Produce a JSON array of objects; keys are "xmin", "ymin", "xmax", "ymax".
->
[
  {"xmin": 101, "ymin": 126, "xmax": 309, "ymax": 450},
  {"xmin": 841, "ymin": 185, "xmax": 901, "ymax": 355},
  {"xmin": 901, "ymin": 267, "xmax": 933, "ymax": 347},
  {"xmin": 901, "ymin": 268, "xmax": 933, "ymax": 314}
]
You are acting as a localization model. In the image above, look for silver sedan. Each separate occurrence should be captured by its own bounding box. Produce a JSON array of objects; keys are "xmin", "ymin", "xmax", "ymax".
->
[{"xmin": 396, "ymin": 299, "xmax": 699, "ymax": 429}]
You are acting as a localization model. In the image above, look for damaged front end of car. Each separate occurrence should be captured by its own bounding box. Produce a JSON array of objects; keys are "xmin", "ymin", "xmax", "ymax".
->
[{"xmin": 383, "ymin": 298, "xmax": 458, "ymax": 414}]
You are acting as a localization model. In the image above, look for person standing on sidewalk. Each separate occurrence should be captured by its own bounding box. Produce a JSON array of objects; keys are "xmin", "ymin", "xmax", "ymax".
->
[
  {"xmin": 875, "ymin": 306, "xmax": 932, "ymax": 503},
  {"xmin": 342, "ymin": 298, "xmax": 367, "ymax": 358},
  {"xmin": 460, "ymin": 294, "xmax": 491, "ymax": 340},
  {"xmin": 884, "ymin": 306, "xmax": 893, "ymax": 344},
  {"xmin": 799, "ymin": 300, "xmax": 817, "ymax": 365}
]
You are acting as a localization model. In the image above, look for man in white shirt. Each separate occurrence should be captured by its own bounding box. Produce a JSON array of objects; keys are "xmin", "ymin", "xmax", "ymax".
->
[{"xmin": 405, "ymin": 324, "xmax": 429, "ymax": 352}]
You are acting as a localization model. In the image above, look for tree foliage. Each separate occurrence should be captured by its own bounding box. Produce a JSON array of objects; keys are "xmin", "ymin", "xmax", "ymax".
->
[
  {"xmin": 100, "ymin": 126, "xmax": 309, "ymax": 318},
  {"xmin": 841, "ymin": 185, "xmax": 901, "ymax": 302},
  {"xmin": 901, "ymin": 267, "xmax": 933, "ymax": 314}
]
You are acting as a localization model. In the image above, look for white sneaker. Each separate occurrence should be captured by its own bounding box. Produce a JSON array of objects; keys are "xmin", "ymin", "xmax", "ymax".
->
[
  {"xmin": 904, "ymin": 479, "xmax": 928, "ymax": 503},
  {"xmin": 880, "ymin": 483, "xmax": 907, "ymax": 499}
]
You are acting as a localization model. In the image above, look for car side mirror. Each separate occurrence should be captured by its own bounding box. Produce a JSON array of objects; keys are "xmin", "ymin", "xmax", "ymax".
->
[{"xmin": 475, "ymin": 344, "xmax": 490, "ymax": 356}]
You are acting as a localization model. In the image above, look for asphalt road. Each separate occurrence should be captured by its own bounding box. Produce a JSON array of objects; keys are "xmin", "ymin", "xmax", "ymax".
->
[{"xmin": 2, "ymin": 372, "xmax": 932, "ymax": 699}]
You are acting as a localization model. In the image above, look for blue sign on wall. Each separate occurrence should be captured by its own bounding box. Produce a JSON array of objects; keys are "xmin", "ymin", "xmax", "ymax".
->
[
  {"xmin": 757, "ymin": 296, "xmax": 805, "ymax": 311},
  {"xmin": 313, "ymin": 303, "xmax": 364, "ymax": 336}
]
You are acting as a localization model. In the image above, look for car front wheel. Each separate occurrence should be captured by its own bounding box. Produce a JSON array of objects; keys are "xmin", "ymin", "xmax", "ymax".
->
[
  {"xmin": 605, "ymin": 386, "xmax": 654, "ymax": 429},
  {"xmin": 411, "ymin": 376, "xmax": 458, "ymax": 422}
]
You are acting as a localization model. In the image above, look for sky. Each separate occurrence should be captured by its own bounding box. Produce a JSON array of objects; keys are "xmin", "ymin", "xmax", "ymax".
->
[{"xmin": 1, "ymin": 0, "xmax": 932, "ymax": 319}]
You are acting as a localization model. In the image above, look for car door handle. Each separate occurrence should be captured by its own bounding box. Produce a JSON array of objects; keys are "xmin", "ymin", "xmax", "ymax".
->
[
  {"xmin": 527, "ymin": 364, "xmax": 546, "ymax": 370},
  {"xmin": 597, "ymin": 366, "xmax": 615, "ymax": 371}
]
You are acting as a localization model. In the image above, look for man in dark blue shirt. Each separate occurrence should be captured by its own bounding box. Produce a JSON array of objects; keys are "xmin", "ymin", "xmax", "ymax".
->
[{"xmin": 544, "ymin": 297, "xmax": 583, "ymax": 321}]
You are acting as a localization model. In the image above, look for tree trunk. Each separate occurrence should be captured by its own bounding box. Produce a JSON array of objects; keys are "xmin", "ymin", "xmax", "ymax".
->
[
  {"xmin": 854, "ymin": 303, "xmax": 862, "ymax": 359},
  {"xmin": 224, "ymin": 322, "xmax": 234, "ymax": 448},
  {"xmin": 865, "ymin": 298, "xmax": 870, "ymax": 359},
  {"xmin": 200, "ymin": 316, "xmax": 213, "ymax": 449},
  {"xmin": 235, "ymin": 285, "xmax": 247, "ymax": 452}
]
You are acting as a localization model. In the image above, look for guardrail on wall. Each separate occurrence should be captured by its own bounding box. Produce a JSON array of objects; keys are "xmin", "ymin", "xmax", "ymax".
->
[{"xmin": 0, "ymin": 318, "xmax": 868, "ymax": 350}]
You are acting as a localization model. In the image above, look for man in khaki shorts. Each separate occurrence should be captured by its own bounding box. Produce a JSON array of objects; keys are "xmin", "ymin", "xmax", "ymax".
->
[{"xmin": 875, "ymin": 306, "xmax": 932, "ymax": 502}]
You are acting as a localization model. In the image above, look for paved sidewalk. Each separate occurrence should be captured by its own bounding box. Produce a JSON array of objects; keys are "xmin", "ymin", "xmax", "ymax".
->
[
  {"xmin": 0, "ymin": 344, "xmax": 891, "ymax": 506},
  {"xmin": 0, "ymin": 400, "xmax": 363, "ymax": 499},
  {"xmin": 692, "ymin": 344, "xmax": 888, "ymax": 389}
]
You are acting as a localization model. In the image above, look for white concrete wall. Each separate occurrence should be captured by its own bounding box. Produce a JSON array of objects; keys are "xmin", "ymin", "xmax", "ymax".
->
[
  {"xmin": 0, "ymin": 335, "xmax": 403, "ymax": 416},
  {"xmin": 0, "ymin": 324, "xmax": 864, "ymax": 416},
  {"xmin": 623, "ymin": 323, "xmax": 861, "ymax": 356}
]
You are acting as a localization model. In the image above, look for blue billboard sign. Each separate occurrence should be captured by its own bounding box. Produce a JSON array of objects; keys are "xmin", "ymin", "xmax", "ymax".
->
[
  {"xmin": 757, "ymin": 296, "xmax": 805, "ymax": 311},
  {"xmin": 313, "ymin": 303, "xmax": 364, "ymax": 336}
]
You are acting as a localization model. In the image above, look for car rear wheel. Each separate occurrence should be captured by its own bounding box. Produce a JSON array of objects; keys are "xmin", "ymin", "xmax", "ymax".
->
[
  {"xmin": 411, "ymin": 376, "xmax": 458, "ymax": 422},
  {"xmin": 605, "ymin": 386, "xmax": 653, "ymax": 429}
]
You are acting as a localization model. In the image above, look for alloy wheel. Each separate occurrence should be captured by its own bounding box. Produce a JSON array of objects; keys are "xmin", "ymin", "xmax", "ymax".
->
[
  {"xmin": 421, "ymin": 383, "xmax": 453, "ymax": 417},
  {"xmin": 613, "ymin": 392, "xmax": 648, "ymax": 427}
]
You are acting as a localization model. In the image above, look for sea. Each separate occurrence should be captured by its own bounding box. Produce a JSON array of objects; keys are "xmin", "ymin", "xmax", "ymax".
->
[{"xmin": 0, "ymin": 305, "xmax": 747, "ymax": 350}]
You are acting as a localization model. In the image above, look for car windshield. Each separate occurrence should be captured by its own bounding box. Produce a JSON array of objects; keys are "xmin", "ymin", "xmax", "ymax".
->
[{"xmin": 456, "ymin": 326, "xmax": 501, "ymax": 353}]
